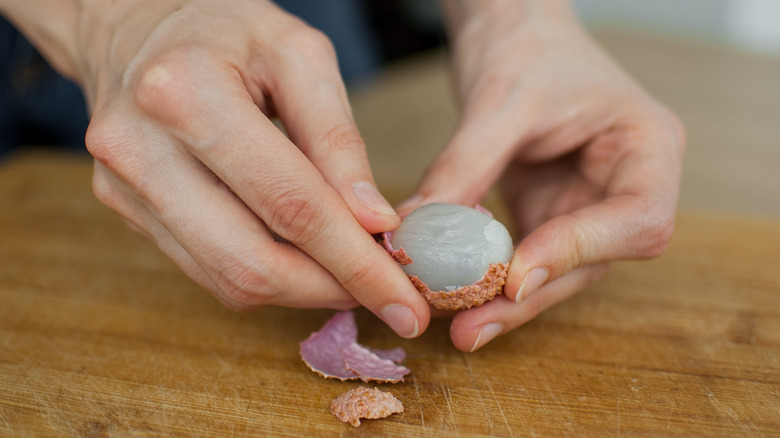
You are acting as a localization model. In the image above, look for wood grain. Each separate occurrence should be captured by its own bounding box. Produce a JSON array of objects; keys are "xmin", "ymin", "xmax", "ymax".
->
[
  {"xmin": 2, "ymin": 30, "xmax": 780, "ymax": 436},
  {"xmin": 1, "ymin": 154, "xmax": 779, "ymax": 437}
]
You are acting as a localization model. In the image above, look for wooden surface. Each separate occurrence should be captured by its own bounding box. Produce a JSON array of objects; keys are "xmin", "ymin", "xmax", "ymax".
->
[{"xmin": 2, "ymin": 31, "xmax": 780, "ymax": 436}]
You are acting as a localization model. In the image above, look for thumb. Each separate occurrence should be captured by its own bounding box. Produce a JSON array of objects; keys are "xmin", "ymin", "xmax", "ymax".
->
[{"xmin": 505, "ymin": 194, "xmax": 676, "ymax": 303}]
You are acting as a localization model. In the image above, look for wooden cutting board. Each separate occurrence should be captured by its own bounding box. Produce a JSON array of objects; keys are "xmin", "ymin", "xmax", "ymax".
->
[
  {"xmin": 3, "ymin": 29, "xmax": 780, "ymax": 436},
  {"xmin": 1, "ymin": 151, "xmax": 778, "ymax": 436}
]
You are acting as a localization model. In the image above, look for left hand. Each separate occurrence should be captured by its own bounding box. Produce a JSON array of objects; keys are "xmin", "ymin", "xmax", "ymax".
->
[
  {"xmin": 1, "ymin": 0, "xmax": 430, "ymax": 337},
  {"xmin": 403, "ymin": 0, "xmax": 685, "ymax": 351}
]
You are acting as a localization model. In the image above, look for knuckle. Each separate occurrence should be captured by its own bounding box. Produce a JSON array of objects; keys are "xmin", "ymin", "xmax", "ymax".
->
[
  {"xmin": 215, "ymin": 256, "xmax": 275, "ymax": 309},
  {"xmin": 132, "ymin": 47, "xmax": 217, "ymax": 131},
  {"xmin": 270, "ymin": 25, "xmax": 338, "ymax": 72},
  {"xmin": 85, "ymin": 108, "xmax": 152, "ymax": 191},
  {"xmin": 568, "ymin": 228, "xmax": 589, "ymax": 271},
  {"xmin": 133, "ymin": 55, "xmax": 192, "ymax": 119},
  {"xmin": 134, "ymin": 61, "xmax": 177, "ymax": 116},
  {"xmin": 288, "ymin": 27, "xmax": 336, "ymax": 61},
  {"xmin": 560, "ymin": 216, "xmax": 593, "ymax": 272},
  {"xmin": 86, "ymin": 115, "xmax": 156, "ymax": 207},
  {"xmin": 323, "ymin": 123, "xmax": 365, "ymax": 153},
  {"xmin": 131, "ymin": 47, "xmax": 230, "ymax": 149},
  {"xmin": 85, "ymin": 115, "xmax": 125, "ymax": 169},
  {"xmin": 637, "ymin": 208, "xmax": 676, "ymax": 259},
  {"xmin": 265, "ymin": 189, "xmax": 323, "ymax": 243},
  {"xmin": 340, "ymin": 257, "xmax": 382, "ymax": 292}
]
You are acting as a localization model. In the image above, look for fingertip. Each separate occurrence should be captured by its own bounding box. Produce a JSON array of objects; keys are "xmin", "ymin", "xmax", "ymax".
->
[
  {"xmin": 352, "ymin": 181, "xmax": 397, "ymax": 216},
  {"xmin": 469, "ymin": 322, "xmax": 504, "ymax": 352},
  {"xmin": 394, "ymin": 194, "xmax": 424, "ymax": 217},
  {"xmin": 448, "ymin": 316, "xmax": 473, "ymax": 352},
  {"xmin": 410, "ymin": 300, "xmax": 432, "ymax": 338},
  {"xmin": 507, "ymin": 266, "xmax": 549, "ymax": 303},
  {"xmin": 410, "ymin": 297, "xmax": 432, "ymax": 339},
  {"xmin": 380, "ymin": 302, "xmax": 430, "ymax": 339},
  {"xmin": 355, "ymin": 211, "xmax": 400, "ymax": 235},
  {"xmin": 503, "ymin": 214, "xmax": 584, "ymax": 301},
  {"xmin": 449, "ymin": 314, "xmax": 502, "ymax": 352},
  {"xmin": 351, "ymin": 181, "xmax": 401, "ymax": 233}
]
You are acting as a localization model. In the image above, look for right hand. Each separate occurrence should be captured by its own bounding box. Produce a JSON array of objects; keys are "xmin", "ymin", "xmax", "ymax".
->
[
  {"xmin": 46, "ymin": 0, "xmax": 429, "ymax": 337},
  {"xmin": 404, "ymin": 0, "xmax": 684, "ymax": 350}
]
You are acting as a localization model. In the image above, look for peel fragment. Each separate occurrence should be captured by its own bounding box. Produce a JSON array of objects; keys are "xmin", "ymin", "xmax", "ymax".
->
[
  {"xmin": 330, "ymin": 386, "xmax": 404, "ymax": 427},
  {"xmin": 367, "ymin": 347, "xmax": 407, "ymax": 364},
  {"xmin": 381, "ymin": 230, "xmax": 510, "ymax": 310},
  {"xmin": 342, "ymin": 343, "xmax": 410, "ymax": 383},
  {"xmin": 298, "ymin": 311, "xmax": 358, "ymax": 380},
  {"xmin": 299, "ymin": 311, "xmax": 410, "ymax": 382},
  {"xmin": 410, "ymin": 262, "xmax": 509, "ymax": 311}
]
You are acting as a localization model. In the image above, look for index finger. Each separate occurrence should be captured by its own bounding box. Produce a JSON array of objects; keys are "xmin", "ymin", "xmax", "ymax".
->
[{"xmin": 133, "ymin": 53, "xmax": 430, "ymax": 338}]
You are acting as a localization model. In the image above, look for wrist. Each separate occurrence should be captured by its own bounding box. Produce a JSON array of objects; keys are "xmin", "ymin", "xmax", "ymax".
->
[
  {"xmin": 0, "ymin": 0, "xmax": 83, "ymax": 80},
  {"xmin": 439, "ymin": 0, "xmax": 577, "ymax": 46},
  {"xmin": 437, "ymin": 0, "xmax": 584, "ymax": 103},
  {"xmin": 0, "ymin": 0, "xmax": 175, "ymax": 84}
]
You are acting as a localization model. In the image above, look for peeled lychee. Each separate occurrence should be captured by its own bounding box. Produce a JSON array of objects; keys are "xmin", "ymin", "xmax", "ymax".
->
[{"xmin": 383, "ymin": 203, "xmax": 513, "ymax": 310}]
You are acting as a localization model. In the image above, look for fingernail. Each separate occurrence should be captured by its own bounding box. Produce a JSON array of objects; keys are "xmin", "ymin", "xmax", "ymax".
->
[
  {"xmin": 470, "ymin": 322, "xmax": 504, "ymax": 352},
  {"xmin": 516, "ymin": 267, "xmax": 549, "ymax": 302},
  {"xmin": 380, "ymin": 304, "xmax": 419, "ymax": 338},
  {"xmin": 353, "ymin": 181, "xmax": 397, "ymax": 216},
  {"xmin": 394, "ymin": 194, "xmax": 423, "ymax": 213}
]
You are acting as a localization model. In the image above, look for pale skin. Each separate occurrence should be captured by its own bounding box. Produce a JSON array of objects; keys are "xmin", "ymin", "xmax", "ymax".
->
[
  {"xmin": 0, "ymin": 0, "xmax": 684, "ymax": 351},
  {"xmin": 418, "ymin": 0, "xmax": 684, "ymax": 351}
]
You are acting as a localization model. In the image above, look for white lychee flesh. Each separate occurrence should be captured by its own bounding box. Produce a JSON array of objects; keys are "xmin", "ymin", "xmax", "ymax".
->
[{"xmin": 390, "ymin": 203, "xmax": 513, "ymax": 292}]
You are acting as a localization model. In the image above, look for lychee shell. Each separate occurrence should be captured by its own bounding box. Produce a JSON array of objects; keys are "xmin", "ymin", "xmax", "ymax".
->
[{"xmin": 381, "ymin": 232, "xmax": 509, "ymax": 310}]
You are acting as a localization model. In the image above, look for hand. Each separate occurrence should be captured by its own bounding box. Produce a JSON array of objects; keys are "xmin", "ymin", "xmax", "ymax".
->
[
  {"xmin": 408, "ymin": 0, "xmax": 684, "ymax": 350},
  {"xmin": 2, "ymin": 0, "xmax": 430, "ymax": 337}
]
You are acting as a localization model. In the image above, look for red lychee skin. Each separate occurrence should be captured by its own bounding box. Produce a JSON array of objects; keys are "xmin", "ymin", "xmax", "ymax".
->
[
  {"xmin": 330, "ymin": 386, "xmax": 404, "ymax": 427},
  {"xmin": 409, "ymin": 262, "xmax": 509, "ymax": 311},
  {"xmin": 380, "ymin": 231, "xmax": 510, "ymax": 310}
]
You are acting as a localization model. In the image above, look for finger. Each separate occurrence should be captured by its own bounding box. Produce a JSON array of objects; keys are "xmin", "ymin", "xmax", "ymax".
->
[
  {"xmin": 398, "ymin": 109, "xmax": 527, "ymax": 214},
  {"xmin": 257, "ymin": 26, "xmax": 399, "ymax": 234},
  {"xmin": 87, "ymin": 112, "xmax": 359, "ymax": 311},
  {"xmin": 92, "ymin": 161, "xmax": 221, "ymax": 295},
  {"xmin": 450, "ymin": 263, "xmax": 609, "ymax": 352},
  {"xmin": 130, "ymin": 53, "xmax": 429, "ymax": 336},
  {"xmin": 504, "ymin": 118, "xmax": 683, "ymax": 302}
]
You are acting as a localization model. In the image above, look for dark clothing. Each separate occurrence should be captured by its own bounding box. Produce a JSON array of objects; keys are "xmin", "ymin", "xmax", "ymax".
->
[
  {"xmin": 0, "ymin": 1, "xmax": 440, "ymax": 159},
  {"xmin": 0, "ymin": 16, "xmax": 89, "ymax": 158}
]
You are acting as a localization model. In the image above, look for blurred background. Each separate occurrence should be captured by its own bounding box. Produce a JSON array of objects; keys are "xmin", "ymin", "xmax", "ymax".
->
[
  {"xmin": 2, "ymin": 0, "xmax": 779, "ymax": 216},
  {"xmin": 573, "ymin": 0, "xmax": 780, "ymax": 56}
]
